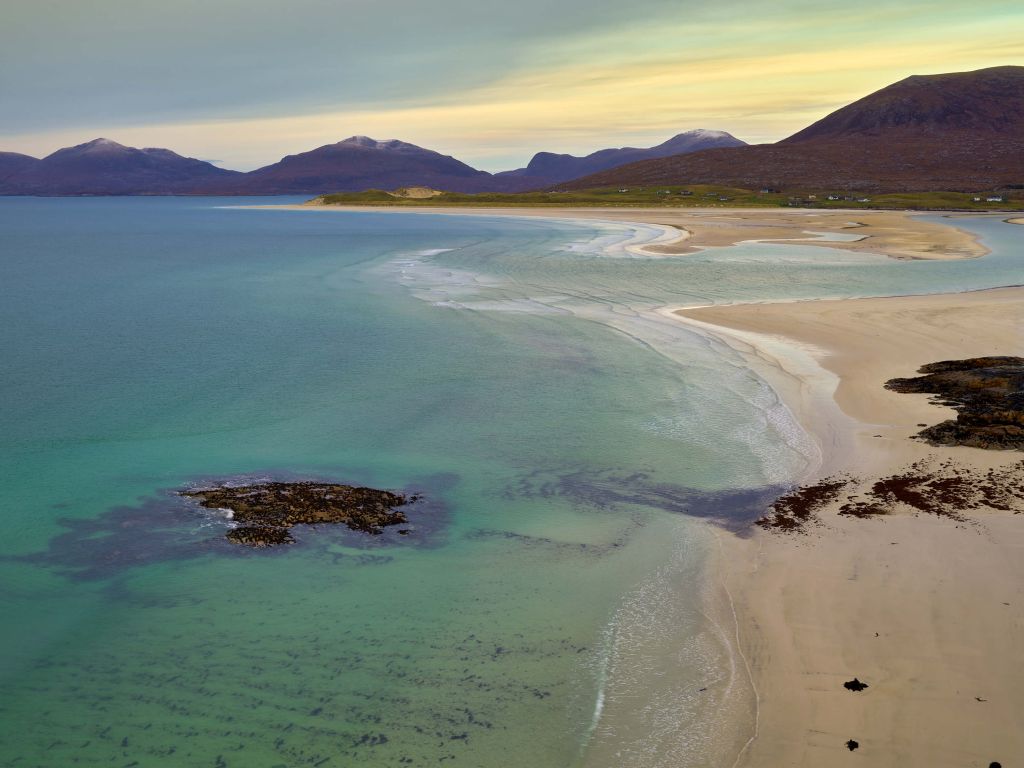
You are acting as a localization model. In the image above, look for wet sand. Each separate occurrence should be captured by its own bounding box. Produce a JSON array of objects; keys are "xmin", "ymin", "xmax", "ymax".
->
[
  {"xmin": 675, "ymin": 288, "xmax": 1024, "ymax": 766},
  {"xmin": 261, "ymin": 204, "xmax": 990, "ymax": 262}
]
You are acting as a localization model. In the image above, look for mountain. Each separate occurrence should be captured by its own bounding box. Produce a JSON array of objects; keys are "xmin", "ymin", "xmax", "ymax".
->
[
  {"xmin": 0, "ymin": 139, "xmax": 241, "ymax": 195},
  {"xmin": 496, "ymin": 130, "xmax": 746, "ymax": 186},
  {"xmin": 0, "ymin": 130, "xmax": 746, "ymax": 196},
  {"xmin": 782, "ymin": 66, "xmax": 1024, "ymax": 142},
  {"xmin": 560, "ymin": 66, "xmax": 1024, "ymax": 192},
  {"xmin": 201, "ymin": 136, "xmax": 511, "ymax": 195},
  {"xmin": 203, "ymin": 132, "xmax": 745, "ymax": 194},
  {"xmin": 0, "ymin": 152, "xmax": 40, "ymax": 184}
]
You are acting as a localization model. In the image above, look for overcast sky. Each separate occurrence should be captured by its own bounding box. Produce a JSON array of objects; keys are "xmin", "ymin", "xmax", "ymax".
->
[{"xmin": 2, "ymin": 0, "xmax": 1022, "ymax": 170}]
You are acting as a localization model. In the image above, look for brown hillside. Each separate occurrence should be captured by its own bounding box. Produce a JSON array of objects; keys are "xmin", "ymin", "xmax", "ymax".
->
[{"xmin": 562, "ymin": 66, "xmax": 1024, "ymax": 193}]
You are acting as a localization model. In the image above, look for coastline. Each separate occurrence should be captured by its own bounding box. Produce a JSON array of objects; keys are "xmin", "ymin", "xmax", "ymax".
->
[
  {"xmin": 251, "ymin": 204, "xmax": 990, "ymax": 262},
  {"xmin": 262, "ymin": 200, "xmax": 1021, "ymax": 763},
  {"xmin": 674, "ymin": 288, "xmax": 1024, "ymax": 766}
]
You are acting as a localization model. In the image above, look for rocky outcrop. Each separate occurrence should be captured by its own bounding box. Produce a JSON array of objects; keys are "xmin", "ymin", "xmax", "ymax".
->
[
  {"xmin": 181, "ymin": 482, "xmax": 414, "ymax": 547},
  {"xmin": 225, "ymin": 526, "xmax": 296, "ymax": 547},
  {"xmin": 885, "ymin": 357, "xmax": 1024, "ymax": 450}
]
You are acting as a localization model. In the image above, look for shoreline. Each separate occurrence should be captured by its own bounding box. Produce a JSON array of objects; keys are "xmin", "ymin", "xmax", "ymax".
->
[
  {"xmin": 262, "ymin": 200, "xmax": 1019, "ymax": 763},
  {"xmin": 249, "ymin": 203, "xmax": 991, "ymax": 262},
  {"xmin": 673, "ymin": 287, "xmax": 1024, "ymax": 765}
]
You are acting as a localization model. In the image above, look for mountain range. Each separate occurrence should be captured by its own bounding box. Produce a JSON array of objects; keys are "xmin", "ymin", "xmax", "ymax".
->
[
  {"xmin": 494, "ymin": 129, "xmax": 746, "ymax": 186},
  {"xmin": 0, "ymin": 131, "xmax": 745, "ymax": 196},
  {"xmin": 2, "ymin": 66, "xmax": 1021, "ymax": 196},
  {"xmin": 563, "ymin": 66, "xmax": 1024, "ymax": 192}
]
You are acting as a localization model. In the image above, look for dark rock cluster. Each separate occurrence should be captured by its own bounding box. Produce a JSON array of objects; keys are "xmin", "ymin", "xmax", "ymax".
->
[
  {"xmin": 885, "ymin": 357, "xmax": 1024, "ymax": 450},
  {"xmin": 224, "ymin": 526, "xmax": 296, "ymax": 548},
  {"xmin": 181, "ymin": 482, "xmax": 414, "ymax": 547}
]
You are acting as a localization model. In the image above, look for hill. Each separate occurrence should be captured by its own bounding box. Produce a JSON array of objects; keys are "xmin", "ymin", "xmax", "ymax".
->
[
  {"xmin": 0, "ymin": 152, "xmax": 40, "ymax": 184},
  {"xmin": 495, "ymin": 130, "xmax": 746, "ymax": 186},
  {"xmin": 561, "ymin": 66, "xmax": 1024, "ymax": 193},
  {"xmin": 0, "ymin": 139, "xmax": 240, "ymax": 195},
  {"xmin": 200, "ymin": 136, "xmax": 513, "ymax": 195}
]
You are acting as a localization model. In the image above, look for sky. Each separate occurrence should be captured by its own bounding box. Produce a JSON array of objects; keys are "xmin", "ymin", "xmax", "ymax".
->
[{"xmin": 2, "ymin": 0, "xmax": 1023, "ymax": 171}]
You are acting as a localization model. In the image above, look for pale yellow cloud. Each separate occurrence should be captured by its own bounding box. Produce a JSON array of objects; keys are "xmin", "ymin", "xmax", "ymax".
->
[{"xmin": 4, "ymin": 11, "xmax": 1022, "ymax": 171}]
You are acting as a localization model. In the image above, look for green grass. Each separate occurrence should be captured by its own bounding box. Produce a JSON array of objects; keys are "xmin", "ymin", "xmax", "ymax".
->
[{"xmin": 311, "ymin": 186, "xmax": 1024, "ymax": 212}]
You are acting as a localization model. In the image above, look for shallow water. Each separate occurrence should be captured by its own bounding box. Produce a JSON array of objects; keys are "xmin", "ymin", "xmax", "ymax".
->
[{"xmin": 0, "ymin": 199, "xmax": 1020, "ymax": 767}]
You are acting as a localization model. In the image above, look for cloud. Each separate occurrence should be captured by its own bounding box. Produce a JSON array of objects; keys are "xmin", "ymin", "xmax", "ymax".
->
[{"xmin": 2, "ymin": 0, "xmax": 1022, "ymax": 170}]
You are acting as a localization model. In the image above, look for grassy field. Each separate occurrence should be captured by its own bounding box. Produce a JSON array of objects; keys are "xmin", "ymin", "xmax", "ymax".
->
[{"xmin": 312, "ymin": 185, "xmax": 1024, "ymax": 211}]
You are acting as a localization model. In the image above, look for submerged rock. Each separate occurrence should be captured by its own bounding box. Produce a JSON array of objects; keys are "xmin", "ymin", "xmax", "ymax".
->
[
  {"xmin": 181, "ymin": 482, "xmax": 413, "ymax": 547},
  {"xmin": 225, "ymin": 526, "xmax": 296, "ymax": 547},
  {"xmin": 885, "ymin": 357, "xmax": 1024, "ymax": 450}
]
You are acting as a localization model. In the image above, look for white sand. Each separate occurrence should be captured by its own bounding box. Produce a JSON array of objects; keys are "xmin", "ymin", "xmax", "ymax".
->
[{"xmin": 675, "ymin": 288, "xmax": 1024, "ymax": 766}]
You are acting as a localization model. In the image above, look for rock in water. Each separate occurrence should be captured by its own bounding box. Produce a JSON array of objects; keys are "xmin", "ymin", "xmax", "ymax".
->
[
  {"xmin": 885, "ymin": 357, "xmax": 1024, "ymax": 450},
  {"xmin": 181, "ymin": 482, "xmax": 413, "ymax": 547},
  {"xmin": 225, "ymin": 526, "xmax": 296, "ymax": 547}
]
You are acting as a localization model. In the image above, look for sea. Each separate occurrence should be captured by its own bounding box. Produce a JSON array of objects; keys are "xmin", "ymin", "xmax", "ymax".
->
[{"xmin": 1, "ymin": 197, "xmax": 1020, "ymax": 767}]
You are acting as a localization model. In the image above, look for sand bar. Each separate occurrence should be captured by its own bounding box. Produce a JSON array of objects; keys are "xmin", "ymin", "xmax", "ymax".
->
[
  {"xmin": 677, "ymin": 288, "xmax": 1024, "ymax": 476},
  {"xmin": 260, "ymin": 204, "xmax": 989, "ymax": 261},
  {"xmin": 677, "ymin": 288, "xmax": 1024, "ymax": 766}
]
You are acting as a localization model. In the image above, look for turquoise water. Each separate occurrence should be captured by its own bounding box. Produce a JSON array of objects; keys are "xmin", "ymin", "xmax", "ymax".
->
[{"xmin": 0, "ymin": 199, "xmax": 1020, "ymax": 767}]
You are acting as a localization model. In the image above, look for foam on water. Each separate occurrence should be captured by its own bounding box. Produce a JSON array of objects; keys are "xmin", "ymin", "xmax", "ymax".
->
[
  {"xmin": 558, "ymin": 221, "xmax": 684, "ymax": 259},
  {"xmin": 577, "ymin": 520, "xmax": 754, "ymax": 768},
  {"xmin": 410, "ymin": 248, "xmax": 455, "ymax": 256}
]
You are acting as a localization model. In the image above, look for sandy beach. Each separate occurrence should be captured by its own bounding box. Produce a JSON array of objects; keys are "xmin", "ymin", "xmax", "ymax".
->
[
  {"xmin": 677, "ymin": 289, "xmax": 1024, "ymax": 766},
  {"xmin": 266, "ymin": 203, "xmax": 990, "ymax": 262},
  {"xmin": 272, "ymin": 200, "xmax": 1022, "ymax": 762}
]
